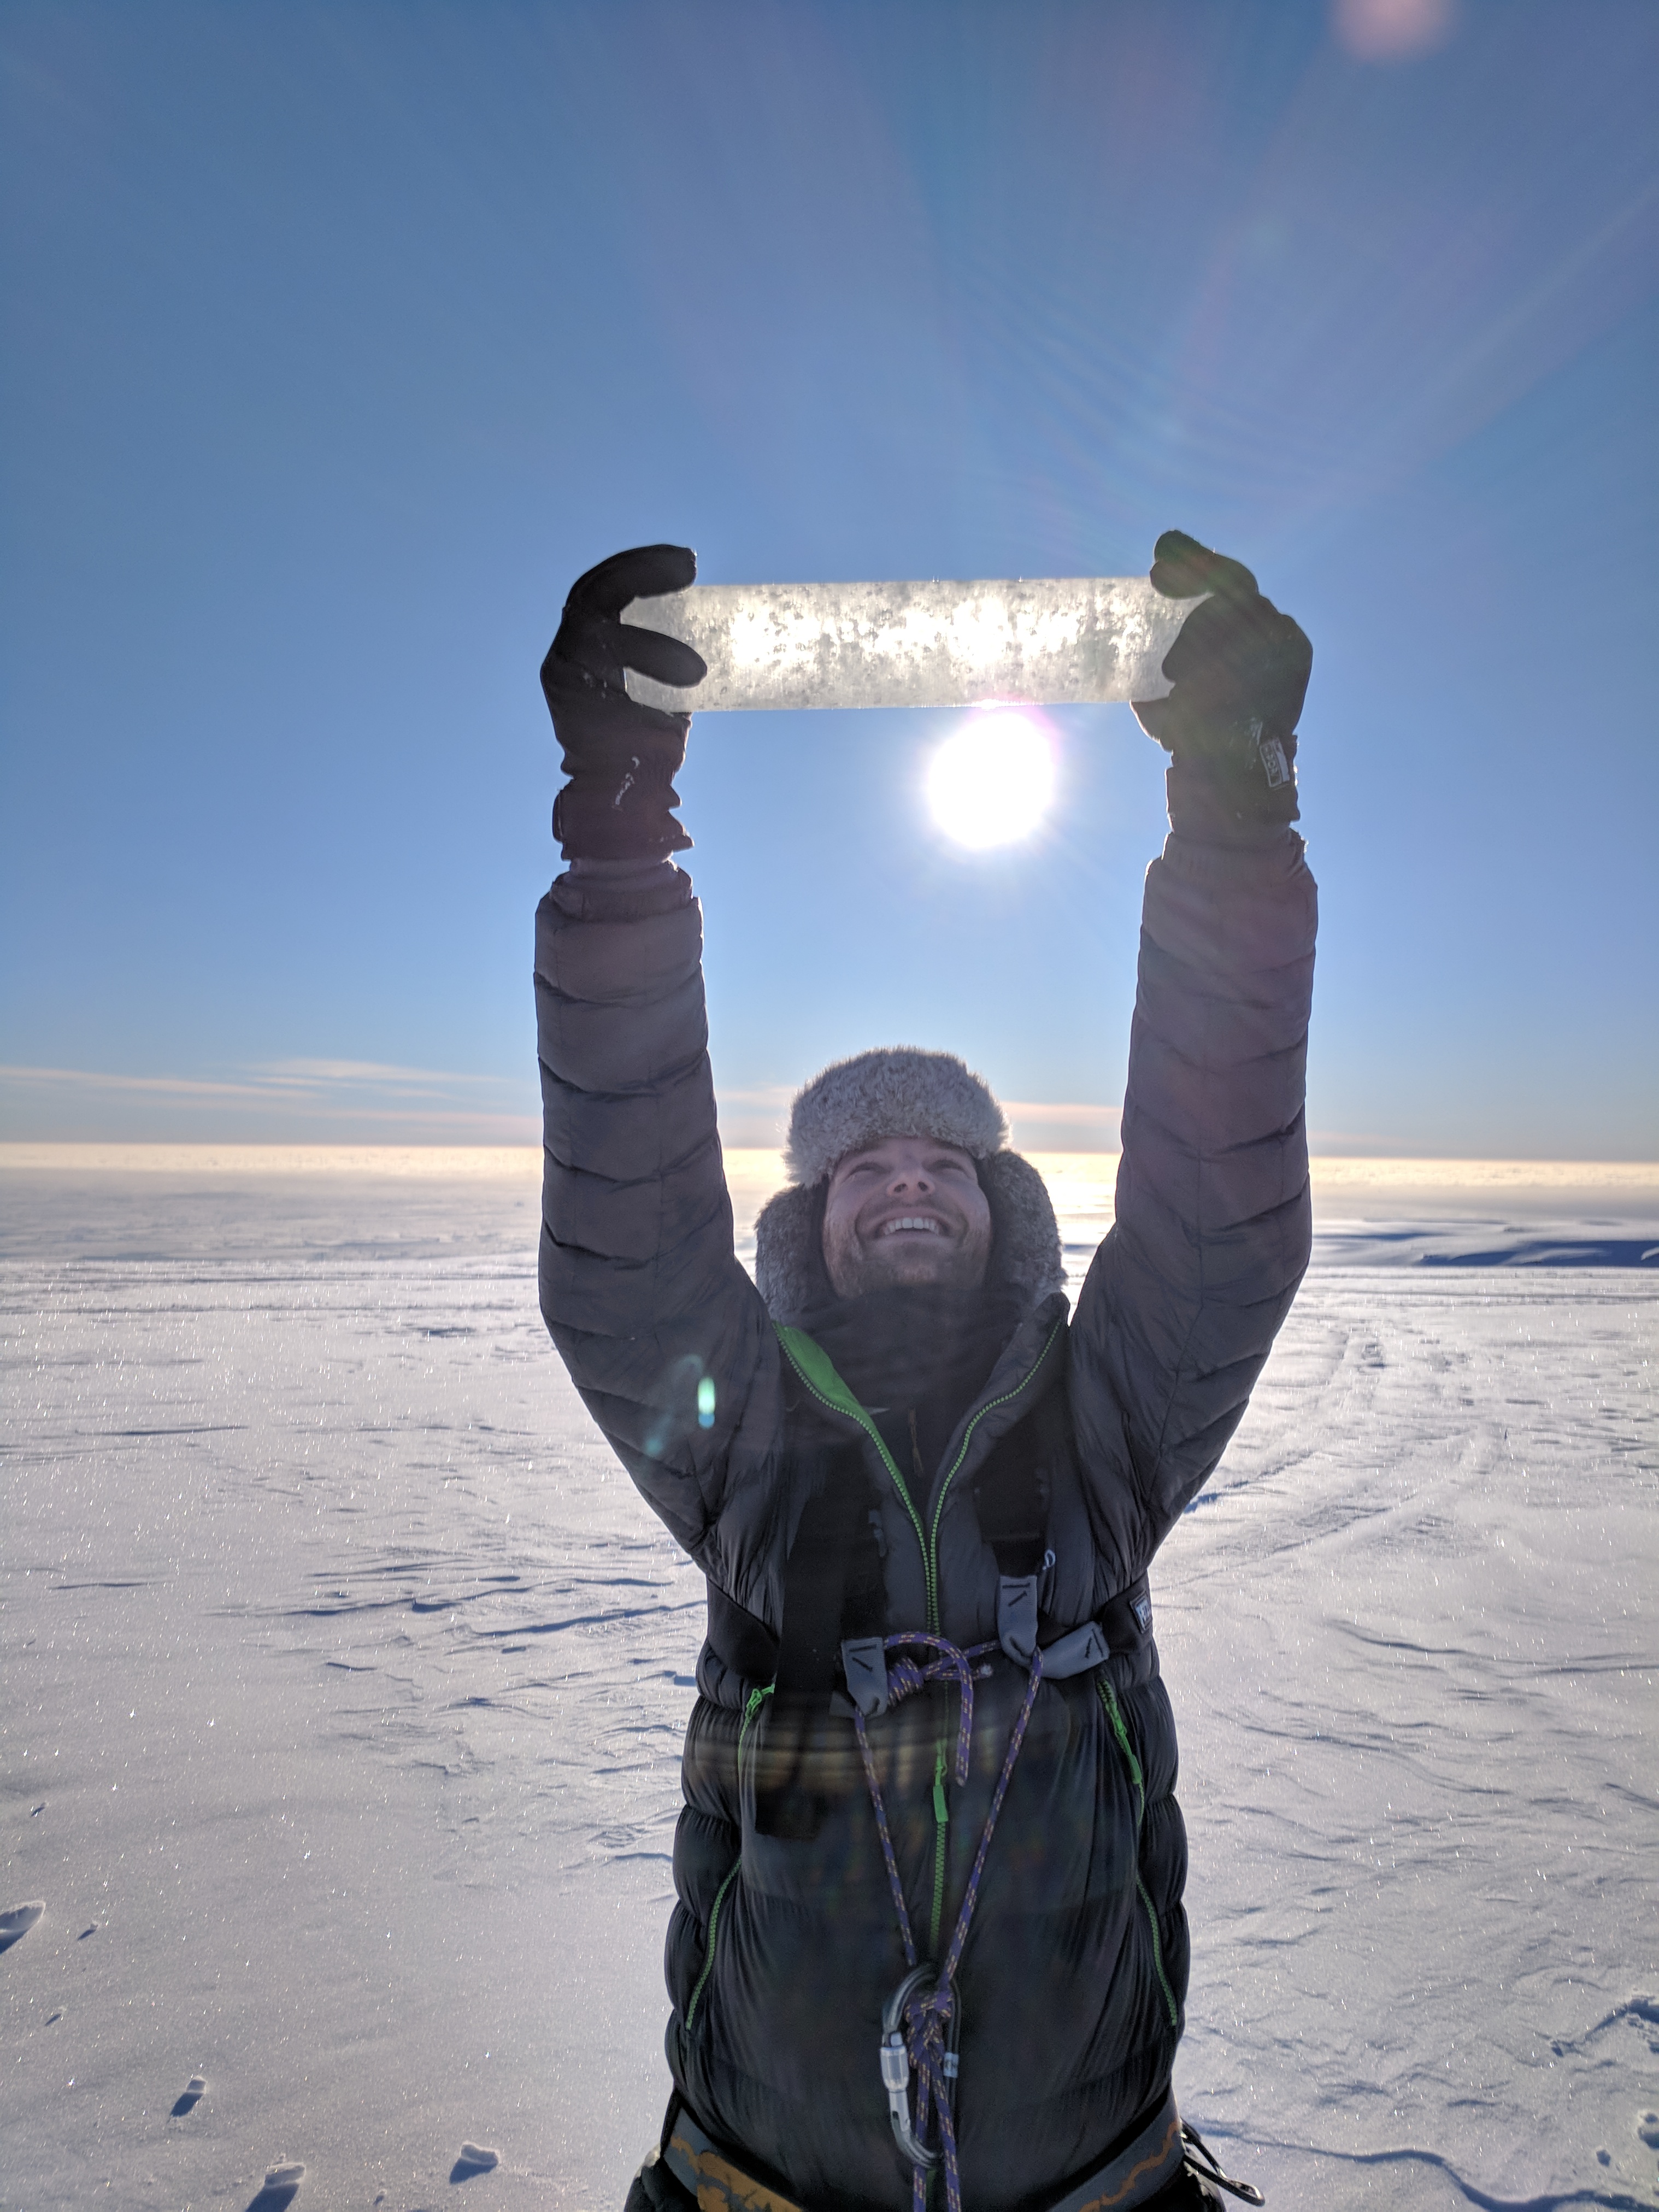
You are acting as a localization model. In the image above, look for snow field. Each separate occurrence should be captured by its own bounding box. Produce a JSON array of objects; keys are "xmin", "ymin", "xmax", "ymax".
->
[{"xmin": 1, "ymin": 1164, "xmax": 1655, "ymax": 2210}]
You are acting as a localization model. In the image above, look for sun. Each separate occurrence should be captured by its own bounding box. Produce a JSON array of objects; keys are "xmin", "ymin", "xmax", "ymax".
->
[{"xmin": 926, "ymin": 709, "xmax": 1055, "ymax": 849}]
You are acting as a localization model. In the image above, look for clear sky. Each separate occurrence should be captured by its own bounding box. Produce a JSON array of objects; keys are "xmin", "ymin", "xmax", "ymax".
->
[{"xmin": 2, "ymin": 1, "xmax": 1655, "ymax": 1157}]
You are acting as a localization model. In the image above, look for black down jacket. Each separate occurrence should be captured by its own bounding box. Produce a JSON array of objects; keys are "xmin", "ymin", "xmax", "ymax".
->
[{"xmin": 534, "ymin": 829, "xmax": 1317, "ymax": 2212}]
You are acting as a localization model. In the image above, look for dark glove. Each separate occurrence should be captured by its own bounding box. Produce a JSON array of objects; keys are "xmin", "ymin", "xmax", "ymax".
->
[
  {"xmin": 1132, "ymin": 530, "xmax": 1312, "ymax": 840},
  {"xmin": 540, "ymin": 544, "xmax": 708, "ymax": 860}
]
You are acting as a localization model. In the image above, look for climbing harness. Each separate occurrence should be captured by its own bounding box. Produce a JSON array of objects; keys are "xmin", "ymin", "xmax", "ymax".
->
[
  {"xmin": 732, "ymin": 1321, "xmax": 1251, "ymax": 2209},
  {"xmin": 655, "ymin": 2082, "xmax": 1264, "ymax": 2212},
  {"xmin": 659, "ymin": 1610, "xmax": 1266, "ymax": 2212},
  {"xmin": 852, "ymin": 1628, "xmax": 1045, "ymax": 2212}
]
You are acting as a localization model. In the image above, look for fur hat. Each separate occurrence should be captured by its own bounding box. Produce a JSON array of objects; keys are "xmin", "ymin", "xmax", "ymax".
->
[
  {"xmin": 753, "ymin": 1046, "xmax": 1065, "ymax": 1322},
  {"xmin": 783, "ymin": 1047, "xmax": 1008, "ymax": 1185}
]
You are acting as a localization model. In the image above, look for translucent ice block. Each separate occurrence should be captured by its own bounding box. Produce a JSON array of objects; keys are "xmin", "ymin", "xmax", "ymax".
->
[{"xmin": 620, "ymin": 575, "xmax": 1204, "ymax": 713}]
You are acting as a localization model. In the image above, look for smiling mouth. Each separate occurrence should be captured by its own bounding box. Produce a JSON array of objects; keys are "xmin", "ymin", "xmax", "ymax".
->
[{"xmin": 877, "ymin": 1216, "xmax": 946, "ymax": 1238}]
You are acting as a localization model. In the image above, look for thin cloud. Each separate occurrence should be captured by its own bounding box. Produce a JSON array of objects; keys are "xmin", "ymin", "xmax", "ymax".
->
[
  {"xmin": 2, "ymin": 1060, "xmax": 516, "ymax": 1100},
  {"xmin": 715, "ymin": 1084, "xmax": 796, "ymax": 1110},
  {"xmin": 1004, "ymin": 1101, "xmax": 1122, "ymax": 1151},
  {"xmin": 1, "ymin": 1064, "xmax": 283, "ymax": 1100},
  {"xmin": 0, "ymin": 1060, "xmax": 536, "ymax": 1143},
  {"xmin": 249, "ymin": 1058, "xmax": 508, "ymax": 1090},
  {"xmin": 1002, "ymin": 1101, "xmax": 1121, "ymax": 1123},
  {"xmin": 713, "ymin": 1093, "xmax": 1126, "ymax": 1153}
]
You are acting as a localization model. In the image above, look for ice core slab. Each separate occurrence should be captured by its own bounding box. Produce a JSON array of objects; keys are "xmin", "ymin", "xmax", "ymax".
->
[{"xmin": 620, "ymin": 576, "xmax": 1203, "ymax": 713}]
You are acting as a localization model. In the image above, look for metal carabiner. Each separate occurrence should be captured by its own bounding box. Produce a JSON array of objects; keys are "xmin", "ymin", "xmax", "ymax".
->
[{"xmin": 879, "ymin": 1964, "xmax": 940, "ymax": 2170}]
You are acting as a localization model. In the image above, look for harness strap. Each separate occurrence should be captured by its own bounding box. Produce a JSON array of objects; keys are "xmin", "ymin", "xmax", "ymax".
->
[
  {"xmin": 753, "ymin": 1445, "xmax": 883, "ymax": 1840},
  {"xmin": 1047, "ymin": 2087, "xmax": 1184, "ymax": 2212},
  {"xmin": 658, "ymin": 2086, "xmax": 1197, "ymax": 2212},
  {"xmin": 661, "ymin": 2107, "xmax": 806, "ymax": 2212},
  {"xmin": 996, "ymin": 1569, "xmax": 1154, "ymax": 1677}
]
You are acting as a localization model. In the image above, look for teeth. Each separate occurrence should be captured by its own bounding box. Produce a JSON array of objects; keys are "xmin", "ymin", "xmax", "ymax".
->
[{"xmin": 879, "ymin": 1216, "xmax": 943, "ymax": 1237}]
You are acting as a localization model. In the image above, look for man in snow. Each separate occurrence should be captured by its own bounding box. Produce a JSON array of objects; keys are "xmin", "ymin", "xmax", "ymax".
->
[{"xmin": 534, "ymin": 534, "xmax": 1316, "ymax": 2212}]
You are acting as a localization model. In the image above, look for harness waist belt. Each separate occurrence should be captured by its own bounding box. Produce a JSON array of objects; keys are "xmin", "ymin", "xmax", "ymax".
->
[
  {"xmin": 1046, "ymin": 2086, "xmax": 1184, "ymax": 2212},
  {"xmin": 663, "ymin": 2110, "xmax": 805, "ymax": 2212},
  {"xmin": 663, "ymin": 2086, "xmax": 1184, "ymax": 2212}
]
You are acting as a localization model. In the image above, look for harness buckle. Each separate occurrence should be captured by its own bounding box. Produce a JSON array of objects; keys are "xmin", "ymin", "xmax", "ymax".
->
[
  {"xmin": 1039, "ymin": 1619, "xmax": 1109, "ymax": 1679},
  {"xmin": 840, "ymin": 1636, "xmax": 889, "ymax": 1717},
  {"xmin": 996, "ymin": 1573, "xmax": 1040, "ymax": 1666}
]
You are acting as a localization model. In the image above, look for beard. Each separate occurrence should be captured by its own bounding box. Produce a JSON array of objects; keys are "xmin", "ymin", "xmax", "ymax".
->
[{"xmin": 821, "ymin": 1207, "xmax": 993, "ymax": 1298}]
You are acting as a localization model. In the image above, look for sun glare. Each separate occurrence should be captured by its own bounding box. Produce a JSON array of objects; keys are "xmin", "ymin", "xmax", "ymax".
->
[{"xmin": 926, "ymin": 710, "xmax": 1055, "ymax": 850}]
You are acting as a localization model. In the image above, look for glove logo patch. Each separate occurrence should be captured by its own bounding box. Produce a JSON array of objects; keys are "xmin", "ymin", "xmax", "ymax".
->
[{"xmin": 1257, "ymin": 733, "xmax": 1291, "ymax": 790}]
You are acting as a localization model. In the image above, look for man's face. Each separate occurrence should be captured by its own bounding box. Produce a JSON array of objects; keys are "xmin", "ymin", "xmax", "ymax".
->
[{"xmin": 821, "ymin": 1133, "xmax": 993, "ymax": 1297}]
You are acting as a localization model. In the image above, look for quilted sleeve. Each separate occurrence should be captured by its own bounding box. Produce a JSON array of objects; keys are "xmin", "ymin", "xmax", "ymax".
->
[{"xmin": 1068, "ymin": 829, "xmax": 1317, "ymax": 1579}]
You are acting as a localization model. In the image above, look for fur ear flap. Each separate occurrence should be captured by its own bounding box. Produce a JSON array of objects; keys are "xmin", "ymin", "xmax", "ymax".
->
[
  {"xmin": 979, "ymin": 1150, "xmax": 1066, "ymax": 1305},
  {"xmin": 754, "ymin": 1181, "xmax": 828, "ymax": 1325}
]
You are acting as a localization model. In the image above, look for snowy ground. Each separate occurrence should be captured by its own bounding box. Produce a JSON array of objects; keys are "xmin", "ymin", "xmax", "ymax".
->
[{"xmin": 2, "ymin": 1152, "xmax": 1656, "ymax": 2212}]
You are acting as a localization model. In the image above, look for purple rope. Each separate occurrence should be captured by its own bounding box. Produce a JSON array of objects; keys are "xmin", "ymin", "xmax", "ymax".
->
[{"xmin": 852, "ymin": 1632, "xmax": 1045, "ymax": 2212}]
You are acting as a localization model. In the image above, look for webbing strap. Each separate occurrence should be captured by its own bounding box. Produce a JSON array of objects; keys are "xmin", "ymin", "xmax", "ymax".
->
[
  {"xmin": 661, "ymin": 2110, "xmax": 805, "ymax": 2212},
  {"xmin": 659, "ymin": 2087, "xmax": 1187, "ymax": 2212},
  {"xmin": 753, "ymin": 1444, "xmax": 883, "ymax": 1840},
  {"xmin": 1045, "ymin": 2087, "xmax": 1184, "ymax": 2212}
]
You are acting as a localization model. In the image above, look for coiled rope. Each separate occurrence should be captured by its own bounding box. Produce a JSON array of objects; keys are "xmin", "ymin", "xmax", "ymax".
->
[{"xmin": 851, "ymin": 1631, "xmax": 1045, "ymax": 2212}]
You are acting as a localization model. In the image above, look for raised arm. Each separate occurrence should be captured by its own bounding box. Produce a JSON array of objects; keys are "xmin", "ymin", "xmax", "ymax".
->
[
  {"xmin": 534, "ymin": 546, "xmax": 780, "ymax": 1558},
  {"xmin": 1070, "ymin": 532, "xmax": 1319, "ymax": 1575}
]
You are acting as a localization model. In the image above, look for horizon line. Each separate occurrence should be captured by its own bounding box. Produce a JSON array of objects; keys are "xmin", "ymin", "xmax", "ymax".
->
[{"xmin": 2, "ymin": 1142, "xmax": 1656, "ymax": 1178}]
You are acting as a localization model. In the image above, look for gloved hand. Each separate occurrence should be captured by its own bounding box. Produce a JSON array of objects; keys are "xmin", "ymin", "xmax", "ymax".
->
[
  {"xmin": 1133, "ymin": 530, "xmax": 1312, "ymax": 839},
  {"xmin": 540, "ymin": 544, "xmax": 708, "ymax": 860}
]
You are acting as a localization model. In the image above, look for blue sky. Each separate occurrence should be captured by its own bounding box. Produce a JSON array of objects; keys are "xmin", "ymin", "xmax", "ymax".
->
[{"xmin": 2, "ymin": 1, "xmax": 1655, "ymax": 1156}]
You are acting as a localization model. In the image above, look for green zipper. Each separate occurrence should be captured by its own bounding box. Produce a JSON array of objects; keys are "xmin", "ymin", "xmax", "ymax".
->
[
  {"xmin": 1097, "ymin": 1676, "xmax": 1179, "ymax": 2030},
  {"xmin": 775, "ymin": 1317, "xmax": 1062, "ymax": 1635},
  {"xmin": 684, "ymin": 1858, "xmax": 740, "ymax": 2031},
  {"xmin": 1136, "ymin": 1872, "xmax": 1180, "ymax": 2031},
  {"xmin": 929, "ymin": 1745, "xmax": 950, "ymax": 1955},
  {"xmin": 924, "ymin": 1319, "xmax": 1064, "ymax": 1628},
  {"xmin": 1098, "ymin": 1676, "xmax": 1144, "ymax": 1813},
  {"xmin": 773, "ymin": 1325, "xmax": 931, "ymax": 1606},
  {"xmin": 775, "ymin": 1317, "xmax": 1061, "ymax": 1966},
  {"xmin": 738, "ymin": 1679, "xmax": 774, "ymax": 1766},
  {"xmin": 685, "ymin": 1683, "xmax": 774, "ymax": 2034}
]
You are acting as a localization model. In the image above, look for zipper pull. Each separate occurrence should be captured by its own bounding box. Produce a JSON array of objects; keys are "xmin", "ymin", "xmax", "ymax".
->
[{"xmin": 933, "ymin": 1750, "xmax": 949, "ymax": 1828}]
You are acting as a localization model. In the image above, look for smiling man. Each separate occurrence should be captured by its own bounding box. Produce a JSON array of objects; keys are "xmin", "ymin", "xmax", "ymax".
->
[
  {"xmin": 822, "ymin": 1136, "xmax": 992, "ymax": 1294},
  {"xmin": 533, "ymin": 535, "xmax": 1317, "ymax": 2212}
]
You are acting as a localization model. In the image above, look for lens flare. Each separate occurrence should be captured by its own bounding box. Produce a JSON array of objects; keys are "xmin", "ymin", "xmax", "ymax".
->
[{"xmin": 926, "ymin": 710, "xmax": 1055, "ymax": 849}]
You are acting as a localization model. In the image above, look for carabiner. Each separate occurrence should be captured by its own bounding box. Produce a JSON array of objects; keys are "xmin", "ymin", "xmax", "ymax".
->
[{"xmin": 879, "ymin": 1964, "xmax": 940, "ymax": 2170}]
